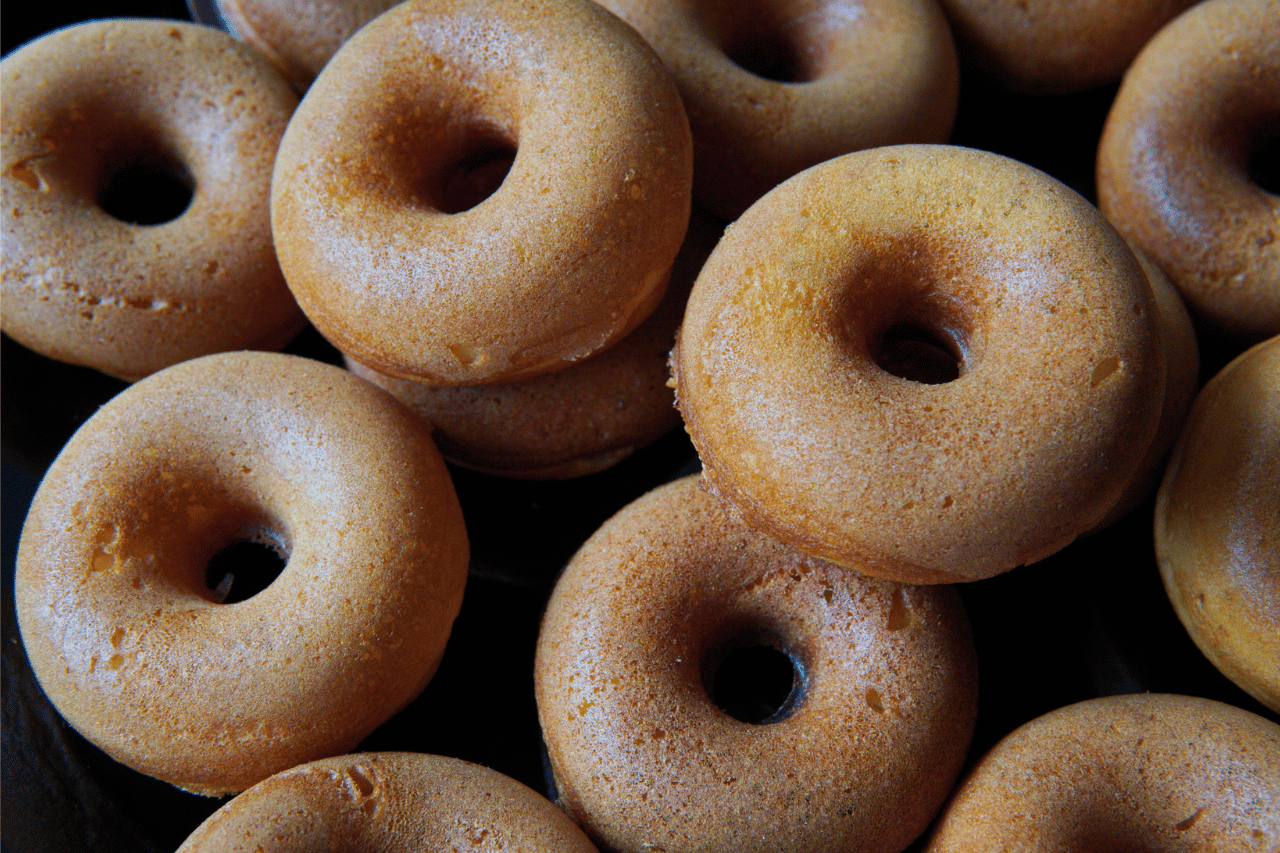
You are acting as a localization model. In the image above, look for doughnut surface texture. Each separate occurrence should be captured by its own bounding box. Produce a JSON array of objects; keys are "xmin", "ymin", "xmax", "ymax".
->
[
  {"xmin": 1156, "ymin": 336, "xmax": 1280, "ymax": 712},
  {"xmin": 536, "ymin": 475, "xmax": 978, "ymax": 853},
  {"xmin": 925, "ymin": 694, "xmax": 1280, "ymax": 851},
  {"xmin": 937, "ymin": 0, "xmax": 1197, "ymax": 93},
  {"xmin": 272, "ymin": 0, "xmax": 693, "ymax": 385},
  {"xmin": 673, "ymin": 145, "xmax": 1164, "ymax": 584},
  {"xmin": 15, "ymin": 352, "xmax": 469, "ymax": 795},
  {"xmin": 596, "ymin": 0, "xmax": 958, "ymax": 219},
  {"xmin": 177, "ymin": 752, "xmax": 599, "ymax": 852},
  {"xmin": 1, "ymin": 20, "xmax": 304, "ymax": 381},
  {"xmin": 214, "ymin": 0, "xmax": 398, "ymax": 88},
  {"xmin": 1097, "ymin": 0, "xmax": 1280, "ymax": 342}
]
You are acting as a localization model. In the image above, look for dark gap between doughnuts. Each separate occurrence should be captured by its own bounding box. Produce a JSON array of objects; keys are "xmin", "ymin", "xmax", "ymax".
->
[
  {"xmin": 438, "ymin": 143, "xmax": 516, "ymax": 214},
  {"xmin": 98, "ymin": 158, "xmax": 194, "ymax": 225},
  {"xmin": 710, "ymin": 643, "xmax": 805, "ymax": 724},
  {"xmin": 204, "ymin": 540, "xmax": 286, "ymax": 604},
  {"xmin": 1249, "ymin": 134, "xmax": 1280, "ymax": 196},
  {"xmin": 875, "ymin": 321, "xmax": 963, "ymax": 385}
]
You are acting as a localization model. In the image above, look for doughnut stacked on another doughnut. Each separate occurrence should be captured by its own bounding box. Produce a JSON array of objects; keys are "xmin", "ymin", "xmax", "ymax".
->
[
  {"xmin": 176, "ymin": 753, "xmax": 599, "ymax": 852},
  {"xmin": 272, "ymin": 0, "xmax": 693, "ymax": 386},
  {"xmin": 15, "ymin": 352, "xmax": 469, "ymax": 795},
  {"xmin": 925, "ymin": 695, "xmax": 1280, "ymax": 851},
  {"xmin": 1156, "ymin": 336, "xmax": 1280, "ymax": 712},
  {"xmin": 673, "ymin": 144, "xmax": 1166, "ymax": 584},
  {"xmin": 595, "ymin": 0, "xmax": 959, "ymax": 220},
  {"xmin": 1097, "ymin": 0, "xmax": 1280, "ymax": 343},
  {"xmin": 1, "ymin": 20, "xmax": 305, "ymax": 382},
  {"xmin": 345, "ymin": 210, "xmax": 720, "ymax": 479},
  {"xmin": 536, "ymin": 475, "xmax": 978, "ymax": 853}
]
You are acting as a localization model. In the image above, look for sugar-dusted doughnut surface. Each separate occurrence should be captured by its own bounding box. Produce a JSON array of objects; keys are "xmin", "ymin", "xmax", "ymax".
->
[
  {"xmin": 15, "ymin": 352, "xmax": 469, "ymax": 795},
  {"xmin": 1, "ymin": 20, "xmax": 303, "ymax": 381},
  {"xmin": 536, "ymin": 475, "xmax": 977, "ymax": 853},
  {"xmin": 673, "ymin": 145, "xmax": 1165, "ymax": 584},
  {"xmin": 272, "ymin": 0, "xmax": 693, "ymax": 385}
]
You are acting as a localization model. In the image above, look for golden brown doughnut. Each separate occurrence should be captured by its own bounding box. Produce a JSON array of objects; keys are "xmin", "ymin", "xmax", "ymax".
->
[
  {"xmin": 936, "ymin": 0, "xmax": 1197, "ymax": 93},
  {"xmin": 1156, "ymin": 336, "xmax": 1279, "ymax": 712},
  {"xmin": 673, "ymin": 145, "xmax": 1165, "ymax": 584},
  {"xmin": 1, "ymin": 20, "xmax": 304, "ymax": 382},
  {"xmin": 595, "ymin": 0, "xmax": 959, "ymax": 220},
  {"xmin": 535, "ymin": 474, "xmax": 978, "ymax": 853},
  {"xmin": 271, "ymin": 0, "xmax": 693, "ymax": 386},
  {"xmin": 176, "ymin": 752, "xmax": 599, "ymax": 852},
  {"xmin": 345, "ymin": 210, "xmax": 718, "ymax": 479},
  {"xmin": 925, "ymin": 694, "xmax": 1280, "ymax": 851},
  {"xmin": 1097, "ymin": 0, "xmax": 1280, "ymax": 342},
  {"xmin": 214, "ymin": 0, "xmax": 397, "ymax": 89},
  {"xmin": 15, "ymin": 352, "xmax": 469, "ymax": 795}
]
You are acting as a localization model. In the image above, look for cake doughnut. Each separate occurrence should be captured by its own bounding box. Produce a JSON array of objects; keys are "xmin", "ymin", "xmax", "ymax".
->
[
  {"xmin": 345, "ymin": 210, "xmax": 718, "ymax": 479},
  {"xmin": 594, "ymin": 0, "xmax": 958, "ymax": 220},
  {"xmin": 177, "ymin": 752, "xmax": 599, "ymax": 852},
  {"xmin": 925, "ymin": 694, "xmax": 1280, "ymax": 851},
  {"xmin": 1156, "ymin": 336, "xmax": 1280, "ymax": 712},
  {"xmin": 1, "ymin": 20, "xmax": 305, "ymax": 382},
  {"xmin": 214, "ymin": 0, "xmax": 397, "ymax": 89},
  {"xmin": 535, "ymin": 474, "xmax": 978, "ymax": 853},
  {"xmin": 672, "ymin": 145, "xmax": 1165, "ymax": 585},
  {"xmin": 272, "ymin": 0, "xmax": 693, "ymax": 386},
  {"xmin": 15, "ymin": 352, "xmax": 469, "ymax": 795},
  {"xmin": 1097, "ymin": 0, "xmax": 1280, "ymax": 343},
  {"xmin": 935, "ymin": 0, "xmax": 1197, "ymax": 94}
]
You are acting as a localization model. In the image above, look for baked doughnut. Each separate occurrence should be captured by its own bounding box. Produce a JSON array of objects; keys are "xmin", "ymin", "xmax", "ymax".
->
[
  {"xmin": 345, "ymin": 210, "xmax": 718, "ymax": 479},
  {"xmin": 272, "ymin": 0, "xmax": 693, "ymax": 386},
  {"xmin": 936, "ymin": 0, "xmax": 1197, "ymax": 94},
  {"xmin": 673, "ymin": 145, "xmax": 1165, "ymax": 584},
  {"xmin": 1156, "ymin": 336, "xmax": 1280, "ymax": 712},
  {"xmin": 925, "ymin": 694, "xmax": 1280, "ymax": 851},
  {"xmin": 15, "ymin": 352, "xmax": 469, "ymax": 795},
  {"xmin": 1, "ymin": 20, "xmax": 304, "ymax": 382},
  {"xmin": 214, "ymin": 0, "xmax": 397, "ymax": 89},
  {"xmin": 535, "ymin": 474, "xmax": 978, "ymax": 853},
  {"xmin": 176, "ymin": 752, "xmax": 599, "ymax": 852},
  {"xmin": 1097, "ymin": 0, "xmax": 1280, "ymax": 343},
  {"xmin": 595, "ymin": 0, "xmax": 958, "ymax": 220}
]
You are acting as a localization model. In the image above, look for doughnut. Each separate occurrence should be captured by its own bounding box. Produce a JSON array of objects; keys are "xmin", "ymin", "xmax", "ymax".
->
[
  {"xmin": 594, "ymin": 0, "xmax": 959, "ymax": 220},
  {"xmin": 1096, "ymin": 0, "xmax": 1280, "ymax": 343},
  {"xmin": 271, "ymin": 0, "xmax": 693, "ymax": 386},
  {"xmin": 1155, "ymin": 336, "xmax": 1280, "ymax": 712},
  {"xmin": 936, "ymin": 0, "xmax": 1197, "ymax": 94},
  {"xmin": 1, "ymin": 20, "xmax": 305, "ymax": 382},
  {"xmin": 535, "ymin": 474, "xmax": 978, "ymax": 853},
  {"xmin": 176, "ymin": 752, "xmax": 599, "ymax": 852},
  {"xmin": 214, "ymin": 0, "xmax": 397, "ymax": 89},
  {"xmin": 15, "ymin": 352, "xmax": 469, "ymax": 795},
  {"xmin": 925, "ymin": 694, "xmax": 1280, "ymax": 851},
  {"xmin": 345, "ymin": 210, "xmax": 718, "ymax": 479},
  {"xmin": 672, "ymin": 144, "xmax": 1166, "ymax": 585}
]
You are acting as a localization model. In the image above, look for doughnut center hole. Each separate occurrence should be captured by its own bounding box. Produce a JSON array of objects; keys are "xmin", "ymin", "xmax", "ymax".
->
[
  {"xmin": 874, "ymin": 321, "xmax": 963, "ymax": 385},
  {"xmin": 99, "ymin": 158, "xmax": 194, "ymax": 225},
  {"xmin": 1250, "ymin": 133, "xmax": 1280, "ymax": 195},
  {"xmin": 710, "ymin": 643, "xmax": 804, "ymax": 724},
  {"xmin": 205, "ymin": 540, "xmax": 286, "ymax": 604},
  {"xmin": 438, "ymin": 141, "xmax": 516, "ymax": 214},
  {"xmin": 717, "ymin": 2, "xmax": 849, "ymax": 82}
]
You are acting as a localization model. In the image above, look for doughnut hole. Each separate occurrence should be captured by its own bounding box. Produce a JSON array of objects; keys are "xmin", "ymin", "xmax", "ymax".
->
[
  {"xmin": 97, "ymin": 150, "xmax": 195, "ymax": 226},
  {"xmin": 707, "ymin": 0, "xmax": 860, "ymax": 83},
  {"xmin": 203, "ymin": 529, "xmax": 290, "ymax": 605},
  {"xmin": 703, "ymin": 630, "xmax": 809, "ymax": 724},
  {"xmin": 1249, "ymin": 131, "xmax": 1280, "ymax": 196}
]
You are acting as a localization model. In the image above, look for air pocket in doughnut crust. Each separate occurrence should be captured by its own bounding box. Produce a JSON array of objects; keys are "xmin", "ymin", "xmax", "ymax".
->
[{"xmin": 271, "ymin": 0, "xmax": 693, "ymax": 386}]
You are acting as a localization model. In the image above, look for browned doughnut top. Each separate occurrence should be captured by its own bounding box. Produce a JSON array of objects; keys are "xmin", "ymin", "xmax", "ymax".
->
[
  {"xmin": 673, "ymin": 145, "xmax": 1165, "ymax": 584},
  {"xmin": 1, "ymin": 20, "xmax": 304, "ymax": 381},
  {"xmin": 15, "ymin": 352, "xmax": 469, "ymax": 795},
  {"xmin": 272, "ymin": 0, "xmax": 693, "ymax": 386},
  {"xmin": 1156, "ymin": 336, "xmax": 1280, "ymax": 712},
  {"xmin": 1097, "ymin": 0, "xmax": 1280, "ymax": 342},
  {"xmin": 596, "ymin": 0, "xmax": 958, "ymax": 219},
  {"xmin": 925, "ymin": 695, "xmax": 1280, "ymax": 851},
  {"xmin": 177, "ymin": 753, "xmax": 599, "ymax": 852},
  {"xmin": 536, "ymin": 474, "xmax": 977, "ymax": 853}
]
